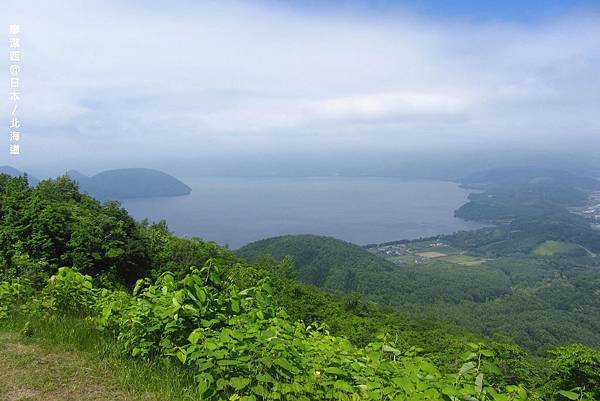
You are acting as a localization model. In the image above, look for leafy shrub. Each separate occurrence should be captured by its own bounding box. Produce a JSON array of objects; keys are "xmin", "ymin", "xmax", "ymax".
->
[
  {"xmin": 10, "ymin": 260, "xmax": 528, "ymax": 400},
  {"xmin": 40, "ymin": 267, "xmax": 97, "ymax": 317},
  {"xmin": 118, "ymin": 259, "xmax": 275, "ymax": 360},
  {"xmin": 112, "ymin": 260, "xmax": 527, "ymax": 400},
  {"xmin": 0, "ymin": 277, "xmax": 32, "ymax": 319},
  {"xmin": 544, "ymin": 344, "xmax": 600, "ymax": 401},
  {"xmin": 93, "ymin": 288, "xmax": 131, "ymax": 332}
]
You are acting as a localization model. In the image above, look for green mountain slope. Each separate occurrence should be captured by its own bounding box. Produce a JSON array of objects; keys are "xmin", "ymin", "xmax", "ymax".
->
[
  {"xmin": 451, "ymin": 167, "xmax": 600, "ymax": 256},
  {"xmin": 240, "ymin": 234, "xmax": 600, "ymax": 352},
  {"xmin": 238, "ymin": 234, "xmax": 400, "ymax": 293},
  {"xmin": 238, "ymin": 234, "xmax": 512, "ymax": 305}
]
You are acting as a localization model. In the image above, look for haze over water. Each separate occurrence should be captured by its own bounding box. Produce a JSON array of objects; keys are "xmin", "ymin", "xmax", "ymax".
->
[{"xmin": 121, "ymin": 177, "xmax": 487, "ymax": 249}]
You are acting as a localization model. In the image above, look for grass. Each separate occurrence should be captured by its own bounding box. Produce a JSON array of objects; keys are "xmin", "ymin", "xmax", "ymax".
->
[
  {"xmin": 384, "ymin": 252, "xmax": 486, "ymax": 267},
  {"xmin": 438, "ymin": 255, "xmax": 485, "ymax": 267},
  {"xmin": 533, "ymin": 240, "xmax": 582, "ymax": 256},
  {"xmin": 0, "ymin": 314, "xmax": 200, "ymax": 401},
  {"xmin": 415, "ymin": 251, "xmax": 447, "ymax": 259},
  {"xmin": 0, "ymin": 331, "xmax": 132, "ymax": 401}
]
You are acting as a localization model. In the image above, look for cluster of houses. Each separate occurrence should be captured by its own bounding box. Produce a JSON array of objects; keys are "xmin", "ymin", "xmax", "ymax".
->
[
  {"xmin": 378, "ymin": 244, "xmax": 410, "ymax": 256},
  {"xmin": 582, "ymin": 191, "xmax": 600, "ymax": 223},
  {"xmin": 377, "ymin": 241, "xmax": 445, "ymax": 257}
]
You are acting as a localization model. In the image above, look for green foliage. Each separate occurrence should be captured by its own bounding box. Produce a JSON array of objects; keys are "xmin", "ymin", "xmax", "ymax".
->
[
  {"xmin": 141, "ymin": 220, "xmax": 239, "ymax": 279},
  {"xmin": 0, "ymin": 277, "xmax": 32, "ymax": 319},
  {"xmin": 240, "ymin": 234, "xmax": 600, "ymax": 353},
  {"xmin": 0, "ymin": 174, "xmax": 149, "ymax": 286},
  {"xmin": 36, "ymin": 175, "xmax": 82, "ymax": 202},
  {"xmin": 452, "ymin": 168, "xmax": 600, "ymax": 255},
  {"xmin": 117, "ymin": 259, "xmax": 272, "ymax": 360},
  {"xmin": 238, "ymin": 234, "xmax": 397, "ymax": 291},
  {"xmin": 3, "ymin": 263, "xmax": 530, "ymax": 401},
  {"xmin": 19, "ymin": 320, "xmax": 33, "ymax": 337},
  {"xmin": 40, "ymin": 267, "xmax": 98, "ymax": 317},
  {"xmin": 486, "ymin": 341, "xmax": 543, "ymax": 388},
  {"xmin": 533, "ymin": 241, "xmax": 585, "ymax": 257},
  {"xmin": 246, "ymin": 255, "xmax": 484, "ymax": 370},
  {"xmin": 543, "ymin": 344, "xmax": 600, "ymax": 400}
]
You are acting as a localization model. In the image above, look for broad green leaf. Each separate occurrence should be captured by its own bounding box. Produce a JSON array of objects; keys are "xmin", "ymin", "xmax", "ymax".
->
[
  {"xmin": 458, "ymin": 362, "xmax": 476, "ymax": 376},
  {"xmin": 475, "ymin": 373, "xmax": 483, "ymax": 396},
  {"xmin": 558, "ymin": 390, "xmax": 580, "ymax": 400},
  {"xmin": 176, "ymin": 349, "xmax": 187, "ymax": 364},
  {"xmin": 229, "ymin": 377, "xmax": 251, "ymax": 391},
  {"xmin": 382, "ymin": 345, "xmax": 401, "ymax": 355},
  {"xmin": 274, "ymin": 357, "xmax": 298, "ymax": 374},
  {"xmin": 324, "ymin": 367, "xmax": 346, "ymax": 376}
]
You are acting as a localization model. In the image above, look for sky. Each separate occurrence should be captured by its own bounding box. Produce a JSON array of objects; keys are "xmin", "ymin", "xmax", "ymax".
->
[{"xmin": 1, "ymin": 0, "xmax": 600, "ymax": 177}]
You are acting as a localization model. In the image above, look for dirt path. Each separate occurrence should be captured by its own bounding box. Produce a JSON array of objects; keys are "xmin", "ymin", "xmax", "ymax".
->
[
  {"xmin": 578, "ymin": 245, "xmax": 597, "ymax": 257},
  {"xmin": 0, "ymin": 332, "xmax": 141, "ymax": 401}
]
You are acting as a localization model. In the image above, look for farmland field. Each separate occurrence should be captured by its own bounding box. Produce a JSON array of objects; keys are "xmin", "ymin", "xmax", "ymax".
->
[{"xmin": 533, "ymin": 240, "xmax": 583, "ymax": 256}]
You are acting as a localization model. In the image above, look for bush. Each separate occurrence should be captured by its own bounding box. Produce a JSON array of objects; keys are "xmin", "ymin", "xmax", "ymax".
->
[
  {"xmin": 0, "ymin": 277, "xmax": 32, "ymax": 319},
  {"xmin": 544, "ymin": 344, "xmax": 600, "ymax": 400},
  {"xmin": 113, "ymin": 261, "xmax": 527, "ymax": 400},
  {"xmin": 4, "ymin": 261, "xmax": 529, "ymax": 400},
  {"xmin": 40, "ymin": 267, "xmax": 98, "ymax": 317}
]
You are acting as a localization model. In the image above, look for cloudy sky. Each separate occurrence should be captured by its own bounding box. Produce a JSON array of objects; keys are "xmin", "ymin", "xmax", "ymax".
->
[{"xmin": 2, "ymin": 0, "xmax": 600, "ymax": 176}]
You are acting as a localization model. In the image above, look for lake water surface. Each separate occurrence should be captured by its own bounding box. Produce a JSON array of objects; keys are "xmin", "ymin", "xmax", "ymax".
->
[{"xmin": 121, "ymin": 177, "xmax": 487, "ymax": 249}]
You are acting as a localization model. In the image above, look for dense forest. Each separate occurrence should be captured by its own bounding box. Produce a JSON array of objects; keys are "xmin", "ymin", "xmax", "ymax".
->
[
  {"xmin": 452, "ymin": 167, "xmax": 600, "ymax": 255},
  {"xmin": 239, "ymin": 233, "xmax": 600, "ymax": 353},
  {"xmin": 1, "ymin": 173, "xmax": 600, "ymax": 400}
]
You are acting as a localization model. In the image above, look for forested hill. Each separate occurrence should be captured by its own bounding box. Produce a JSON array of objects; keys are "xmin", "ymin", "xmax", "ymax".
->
[
  {"xmin": 238, "ymin": 235, "xmax": 399, "ymax": 292},
  {"xmin": 451, "ymin": 167, "xmax": 600, "ymax": 256},
  {"xmin": 456, "ymin": 167, "xmax": 600, "ymax": 224},
  {"xmin": 238, "ymin": 234, "xmax": 514, "ymax": 306}
]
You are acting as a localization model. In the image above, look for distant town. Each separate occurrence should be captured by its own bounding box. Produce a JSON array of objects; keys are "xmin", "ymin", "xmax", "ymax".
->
[
  {"xmin": 572, "ymin": 190, "xmax": 600, "ymax": 230},
  {"xmin": 371, "ymin": 240, "xmax": 488, "ymax": 267}
]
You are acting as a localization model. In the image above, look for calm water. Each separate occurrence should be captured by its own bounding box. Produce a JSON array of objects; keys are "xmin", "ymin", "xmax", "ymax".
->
[{"xmin": 121, "ymin": 177, "xmax": 487, "ymax": 249}]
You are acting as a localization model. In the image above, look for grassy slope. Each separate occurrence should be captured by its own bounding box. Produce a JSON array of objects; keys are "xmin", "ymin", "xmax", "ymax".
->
[
  {"xmin": 0, "ymin": 316, "xmax": 200, "ymax": 401},
  {"xmin": 0, "ymin": 332, "xmax": 135, "ymax": 401},
  {"xmin": 533, "ymin": 240, "xmax": 583, "ymax": 256}
]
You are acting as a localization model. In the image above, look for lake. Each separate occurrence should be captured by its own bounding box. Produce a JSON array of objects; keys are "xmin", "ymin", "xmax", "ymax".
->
[{"xmin": 121, "ymin": 177, "xmax": 487, "ymax": 249}]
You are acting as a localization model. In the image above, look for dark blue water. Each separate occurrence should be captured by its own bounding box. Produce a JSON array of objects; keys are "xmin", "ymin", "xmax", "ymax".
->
[{"xmin": 121, "ymin": 177, "xmax": 486, "ymax": 249}]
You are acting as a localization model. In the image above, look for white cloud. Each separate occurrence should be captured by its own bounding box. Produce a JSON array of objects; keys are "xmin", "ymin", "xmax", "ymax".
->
[
  {"xmin": 307, "ymin": 92, "xmax": 468, "ymax": 120},
  {"xmin": 1, "ymin": 0, "xmax": 599, "ymax": 168}
]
